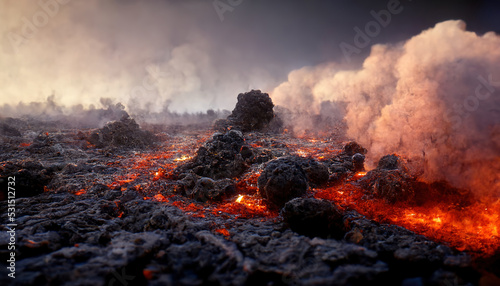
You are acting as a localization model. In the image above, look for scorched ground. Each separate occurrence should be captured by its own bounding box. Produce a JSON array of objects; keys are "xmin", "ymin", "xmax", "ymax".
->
[{"xmin": 0, "ymin": 91, "xmax": 499, "ymax": 286}]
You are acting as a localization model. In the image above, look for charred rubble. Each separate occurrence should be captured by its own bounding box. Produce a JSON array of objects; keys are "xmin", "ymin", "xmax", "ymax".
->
[
  {"xmin": 256, "ymin": 156, "xmax": 330, "ymax": 209},
  {"xmin": 290, "ymin": 156, "xmax": 330, "ymax": 187},
  {"xmin": 0, "ymin": 160, "xmax": 55, "ymax": 200},
  {"xmin": 173, "ymin": 130, "xmax": 248, "ymax": 202},
  {"xmin": 0, "ymin": 187, "xmax": 481, "ymax": 286},
  {"xmin": 359, "ymin": 154, "xmax": 417, "ymax": 204},
  {"xmin": 175, "ymin": 130, "xmax": 249, "ymax": 180},
  {"xmin": 328, "ymin": 141, "xmax": 367, "ymax": 183},
  {"xmin": 184, "ymin": 175, "xmax": 235, "ymax": 202},
  {"xmin": 281, "ymin": 198, "xmax": 345, "ymax": 239},
  {"xmin": 258, "ymin": 156, "xmax": 309, "ymax": 209}
]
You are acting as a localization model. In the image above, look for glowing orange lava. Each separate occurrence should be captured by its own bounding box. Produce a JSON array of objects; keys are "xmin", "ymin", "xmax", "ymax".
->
[
  {"xmin": 215, "ymin": 228, "xmax": 230, "ymax": 236},
  {"xmin": 96, "ymin": 131, "xmax": 498, "ymax": 257},
  {"xmin": 74, "ymin": 189, "xmax": 86, "ymax": 196},
  {"xmin": 315, "ymin": 184, "xmax": 500, "ymax": 256}
]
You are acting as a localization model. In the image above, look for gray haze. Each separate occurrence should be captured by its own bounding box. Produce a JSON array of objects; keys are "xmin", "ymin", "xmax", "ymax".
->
[{"xmin": 1, "ymin": 0, "xmax": 498, "ymax": 115}]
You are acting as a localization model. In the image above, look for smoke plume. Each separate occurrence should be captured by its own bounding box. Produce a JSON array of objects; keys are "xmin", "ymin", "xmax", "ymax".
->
[
  {"xmin": 0, "ymin": 0, "xmax": 276, "ymax": 116},
  {"xmin": 272, "ymin": 20, "xmax": 500, "ymax": 197}
]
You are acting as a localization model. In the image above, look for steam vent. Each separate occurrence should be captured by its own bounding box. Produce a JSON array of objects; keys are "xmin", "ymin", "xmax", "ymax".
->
[{"xmin": 1, "ymin": 2, "xmax": 500, "ymax": 285}]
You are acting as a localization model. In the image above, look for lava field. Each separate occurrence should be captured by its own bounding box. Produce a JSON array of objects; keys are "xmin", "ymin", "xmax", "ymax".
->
[{"xmin": 1, "ymin": 91, "xmax": 499, "ymax": 286}]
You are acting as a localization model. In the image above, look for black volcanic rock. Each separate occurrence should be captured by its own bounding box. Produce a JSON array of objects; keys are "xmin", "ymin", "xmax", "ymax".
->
[
  {"xmin": 352, "ymin": 153, "xmax": 365, "ymax": 172},
  {"xmin": 360, "ymin": 154, "xmax": 415, "ymax": 204},
  {"xmin": 377, "ymin": 154, "xmax": 409, "ymax": 173},
  {"xmin": 281, "ymin": 198, "xmax": 345, "ymax": 239},
  {"xmin": 177, "ymin": 130, "xmax": 249, "ymax": 180},
  {"xmin": 0, "ymin": 120, "xmax": 483, "ymax": 286},
  {"xmin": 218, "ymin": 89, "xmax": 275, "ymax": 132},
  {"xmin": 343, "ymin": 141, "xmax": 367, "ymax": 156},
  {"xmin": 360, "ymin": 169, "xmax": 416, "ymax": 204},
  {"xmin": 185, "ymin": 177, "xmax": 235, "ymax": 202},
  {"xmin": 0, "ymin": 123, "xmax": 21, "ymax": 137},
  {"xmin": 290, "ymin": 156, "xmax": 330, "ymax": 187},
  {"xmin": 88, "ymin": 114, "xmax": 155, "ymax": 148},
  {"xmin": 0, "ymin": 160, "xmax": 54, "ymax": 200},
  {"xmin": 258, "ymin": 156, "xmax": 308, "ymax": 208},
  {"xmin": 328, "ymin": 142, "xmax": 367, "ymax": 183}
]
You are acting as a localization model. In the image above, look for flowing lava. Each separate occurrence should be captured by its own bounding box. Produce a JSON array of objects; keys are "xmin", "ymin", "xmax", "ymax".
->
[
  {"xmin": 104, "ymin": 130, "xmax": 498, "ymax": 257},
  {"xmin": 315, "ymin": 172, "xmax": 500, "ymax": 257}
]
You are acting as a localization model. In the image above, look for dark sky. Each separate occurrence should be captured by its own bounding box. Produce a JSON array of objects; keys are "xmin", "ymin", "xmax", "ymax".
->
[{"xmin": 213, "ymin": 0, "xmax": 500, "ymax": 68}]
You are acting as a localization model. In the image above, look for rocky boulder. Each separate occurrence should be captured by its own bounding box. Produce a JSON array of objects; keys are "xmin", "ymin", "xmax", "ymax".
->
[{"xmin": 258, "ymin": 157, "xmax": 308, "ymax": 208}]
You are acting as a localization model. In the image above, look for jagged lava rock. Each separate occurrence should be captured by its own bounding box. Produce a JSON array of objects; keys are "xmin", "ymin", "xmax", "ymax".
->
[
  {"xmin": 177, "ymin": 130, "xmax": 249, "ymax": 180},
  {"xmin": 226, "ymin": 89, "xmax": 275, "ymax": 132},
  {"xmin": 360, "ymin": 154, "xmax": 416, "ymax": 204},
  {"xmin": 343, "ymin": 141, "xmax": 367, "ymax": 156},
  {"xmin": 258, "ymin": 156, "xmax": 308, "ymax": 208},
  {"xmin": 0, "ymin": 160, "xmax": 55, "ymax": 200},
  {"xmin": 328, "ymin": 141, "xmax": 367, "ymax": 183},
  {"xmin": 281, "ymin": 198, "xmax": 345, "ymax": 239},
  {"xmin": 289, "ymin": 156, "xmax": 330, "ymax": 187},
  {"xmin": 185, "ymin": 177, "xmax": 235, "ymax": 202}
]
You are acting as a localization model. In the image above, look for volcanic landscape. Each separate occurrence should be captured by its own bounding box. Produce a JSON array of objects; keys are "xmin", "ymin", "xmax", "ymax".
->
[{"xmin": 1, "ymin": 90, "xmax": 499, "ymax": 286}]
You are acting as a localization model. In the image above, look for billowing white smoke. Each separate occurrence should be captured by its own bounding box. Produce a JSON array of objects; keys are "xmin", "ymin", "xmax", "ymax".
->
[
  {"xmin": 0, "ymin": 0, "xmax": 273, "ymax": 116},
  {"xmin": 272, "ymin": 20, "xmax": 500, "ymax": 197}
]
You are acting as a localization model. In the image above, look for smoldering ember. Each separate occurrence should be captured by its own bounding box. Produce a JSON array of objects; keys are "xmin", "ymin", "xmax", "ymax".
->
[{"xmin": 0, "ymin": 89, "xmax": 498, "ymax": 286}]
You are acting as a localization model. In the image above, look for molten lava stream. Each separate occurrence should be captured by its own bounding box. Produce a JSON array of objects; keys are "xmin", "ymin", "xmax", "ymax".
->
[{"xmin": 315, "ymin": 184, "xmax": 500, "ymax": 257}]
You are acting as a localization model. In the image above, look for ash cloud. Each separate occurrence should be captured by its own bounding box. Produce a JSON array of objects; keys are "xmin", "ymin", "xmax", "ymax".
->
[
  {"xmin": 3, "ymin": 0, "xmax": 493, "ymax": 118},
  {"xmin": 272, "ymin": 20, "xmax": 500, "ymax": 197},
  {"xmin": 0, "ymin": 0, "xmax": 275, "ymax": 115}
]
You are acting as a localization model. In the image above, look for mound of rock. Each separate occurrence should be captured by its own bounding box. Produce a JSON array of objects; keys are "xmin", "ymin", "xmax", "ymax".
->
[
  {"xmin": 359, "ymin": 154, "xmax": 416, "ymax": 204},
  {"xmin": 343, "ymin": 141, "xmax": 367, "ymax": 156},
  {"xmin": 27, "ymin": 131, "xmax": 58, "ymax": 154},
  {"xmin": 88, "ymin": 115, "xmax": 155, "ymax": 148},
  {"xmin": 329, "ymin": 141, "xmax": 367, "ymax": 183},
  {"xmin": 215, "ymin": 90, "xmax": 276, "ymax": 132},
  {"xmin": 289, "ymin": 156, "xmax": 330, "ymax": 187},
  {"xmin": 258, "ymin": 156, "xmax": 308, "ymax": 208},
  {"xmin": 281, "ymin": 198, "xmax": 345, "ymax": 239},
  {"xmin": 377, "ymin": 154, "xmax": 410, "ymax": 173},
  {"xmin": 177, "ymin": 130, "xmax": 249, "ymax": 180},
  {"xmin": 182, "ymin": 176, "xmax": 235, "ymax": 202}
]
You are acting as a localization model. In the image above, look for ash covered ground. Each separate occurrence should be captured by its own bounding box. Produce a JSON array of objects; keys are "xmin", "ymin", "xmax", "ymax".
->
[{"xmin": 0, "ymin": 91, "xmax": 498, "ymax": 286}]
